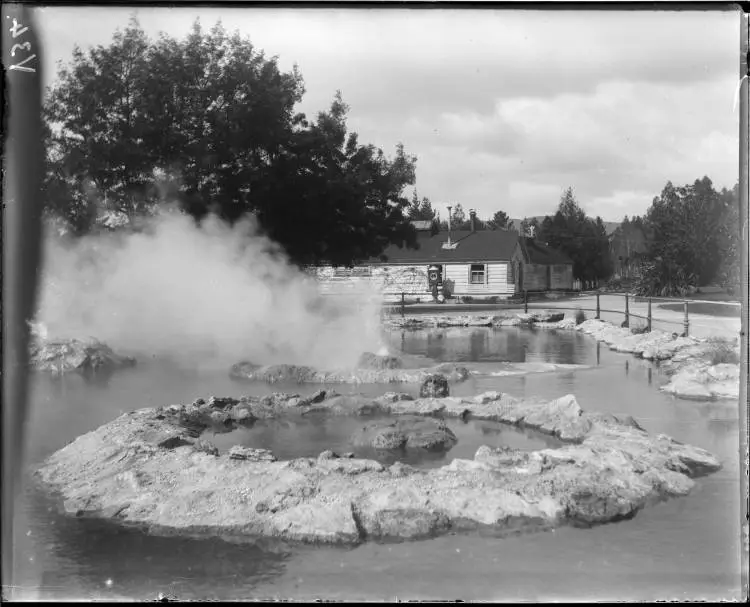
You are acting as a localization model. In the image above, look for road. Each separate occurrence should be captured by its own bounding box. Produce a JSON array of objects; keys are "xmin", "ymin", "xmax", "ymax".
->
[
  {"xmin": 382, "ymin": 293, "xmax": 741, "ymax": 342},
  {"xmin": 539, "ymin": 294, "xmax": 740, "ymax": 341}
]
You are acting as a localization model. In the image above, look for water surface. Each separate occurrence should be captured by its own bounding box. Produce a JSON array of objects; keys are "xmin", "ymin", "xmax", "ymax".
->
[{"xmin": 11, "ymin": 327, "xmax": 742, "ymax": 601}]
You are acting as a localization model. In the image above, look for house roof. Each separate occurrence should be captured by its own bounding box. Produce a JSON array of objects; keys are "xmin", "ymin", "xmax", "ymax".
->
[
  {"xmin": 520, "ymin": 237, "xmax": 573, "ymax": 265},
  {"xmin": 371, "ymin": 229, "xmax": 520, "ymax": 264}
]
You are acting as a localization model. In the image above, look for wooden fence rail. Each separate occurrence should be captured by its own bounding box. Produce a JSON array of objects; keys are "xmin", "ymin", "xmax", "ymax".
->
[{"xmin": 376, "ymin": 290, "xmax": 742, "ymax": 337}]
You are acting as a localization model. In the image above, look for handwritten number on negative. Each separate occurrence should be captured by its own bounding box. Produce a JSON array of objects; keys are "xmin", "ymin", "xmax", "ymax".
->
[
  {"xmin": 9, "ymin": 18, "xmax": 29, "ymax": 38},
  {"xmin": 11, "ymin": 41, "xmax": 30, "ymax": 56},
  {"xmin": 6, "ymin": 17, "xmax": 36, "ymax": 72},
  {"xmin": 9, "ymin": 53, "xmax": 36, "ymax": 72}
]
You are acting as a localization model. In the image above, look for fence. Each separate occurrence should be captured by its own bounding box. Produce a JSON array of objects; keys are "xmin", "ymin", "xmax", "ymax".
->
[{"xmin": 379, "ymin": 290, "xmax": 742, "ymax": 338}]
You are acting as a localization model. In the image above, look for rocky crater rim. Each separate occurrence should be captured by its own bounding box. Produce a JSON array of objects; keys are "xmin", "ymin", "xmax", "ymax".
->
[
  {"xmin": 35, "ymin": 388, "xmax": 723, "ymax": 545},
  {"xmin": 29, "ymin": 335, "xmax": 137, "ymax": 374}
]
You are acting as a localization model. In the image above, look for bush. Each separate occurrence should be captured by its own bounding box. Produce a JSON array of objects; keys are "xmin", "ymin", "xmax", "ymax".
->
[
  {"xmin": 630, "ymin": 321, "xmax": 649, "ymax": 334},
  {"xmin": 633, "ymin": 259, "xmax": 697, "ymax": 297},
  {"xmin": 462, "ymin": 296, "xmax": 474, "ymax": 303},
  {"xmin": 704, "ymin": 340, "xmax": 740, "ymax": 365},
  {"xmin": 574, "ymin": 308, "xmax": 586, "ymax": 325}
]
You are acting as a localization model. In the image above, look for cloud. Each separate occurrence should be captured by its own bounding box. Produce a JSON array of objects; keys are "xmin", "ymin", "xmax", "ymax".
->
[{"xmin": 34, "ymin": 6, "xmax": 740, "ymax": 224}]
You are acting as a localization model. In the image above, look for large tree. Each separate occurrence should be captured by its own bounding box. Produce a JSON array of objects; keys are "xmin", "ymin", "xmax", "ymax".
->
[
  {"xmin": 43, "ymin": 17, "xmax": 418, "ymax": 265},
  {"xmin": 609, "ymin": 215, "xmax": 648, "ymax": 278},
  {"xmin": 537, "ymin": 188, "xmax": 613, "ymax": 284},
  {"xmin": 634, "ymin": 177, "xmax": 739, "ymax": 295},
  {"xmin": 407, "ymin": 191, "xmax": 437, "ymax": 221},
  {"xmin": 487, "ymin": 210, "xmax": 510, "ymax": 230}
]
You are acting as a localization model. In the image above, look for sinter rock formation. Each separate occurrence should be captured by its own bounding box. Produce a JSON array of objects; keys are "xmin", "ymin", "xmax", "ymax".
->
[
  {"xmin": 29, "ymin": 336, "xmax": 136, "ymax": 374},
  {"xmin": 229, "ymin": 361, "xmax": 471, "ymax": 385},
  {"xmin": 419, "ymin": 374, "xmax": 450, "ymax": 398},
  {"xmin": 36, "ymin": 389, "xmax": 721, "ymax": 545},
  {"xmin": 350, "ymin": 415, "xmax": 458, "ymax": 452}
]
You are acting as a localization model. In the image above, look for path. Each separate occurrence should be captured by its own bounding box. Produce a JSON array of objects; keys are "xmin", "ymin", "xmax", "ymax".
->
[{"xmin": 382, "ymin": 294, "xmax": 741, "ymax": 341}]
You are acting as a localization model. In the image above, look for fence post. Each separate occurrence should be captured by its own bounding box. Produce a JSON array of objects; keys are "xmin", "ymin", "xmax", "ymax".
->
[
  {"xmin": 683, "ymin": 301, "xmax": 689, "ymax": 337},
  {"xmin": 401, "ymin": 292, "xmax": 405, "ymax": 318},
  {"xmin": 623, "ymin": 293, "xmax": 630, "ymax": 328},
  {"xmin": 596, "ymin": 293, "xmax": 600, "ymax": 320},
  {"xmin": 524, "ymin": 290, "xmax": 528, "ymax": 313},
  {"xmin": 647, "ymin": 297, "xmax": 652, "ymax": 332}
]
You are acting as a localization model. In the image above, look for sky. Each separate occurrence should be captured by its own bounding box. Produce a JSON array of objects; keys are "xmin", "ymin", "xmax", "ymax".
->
[{"xmin": 33, "ymin": 5, "xmax": 742, "ymax": 223}]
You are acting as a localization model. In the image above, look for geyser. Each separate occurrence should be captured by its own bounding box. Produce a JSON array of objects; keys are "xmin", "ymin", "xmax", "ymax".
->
[{"xmin": 35, "ymin": 210, "xmax": 386, "ymax": 371}]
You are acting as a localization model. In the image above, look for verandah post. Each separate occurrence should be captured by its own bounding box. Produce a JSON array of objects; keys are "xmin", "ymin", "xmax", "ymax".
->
[
  {"xmin": 401, "ymin": 292, "xmax": 405, "ymax": 318},
  {"xmin": 596, "ymin": 293, "xmax": 600, "ymax": 320},
  {"xmin": 647, "ymin": 297, "xmax": 652, "ymax": 332},
  {"xmin": 524, "ymin": 290, "xmax": 528, "ymax": 313},
  {"xmin": 683, "ymin": 301, "xmax": 689, "ymax": 337}
]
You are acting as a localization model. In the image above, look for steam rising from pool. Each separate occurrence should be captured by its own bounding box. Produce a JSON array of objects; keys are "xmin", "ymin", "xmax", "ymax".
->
[{"xmin": 35, "ymin": 211, "xmax": 386, "ymax": 371}]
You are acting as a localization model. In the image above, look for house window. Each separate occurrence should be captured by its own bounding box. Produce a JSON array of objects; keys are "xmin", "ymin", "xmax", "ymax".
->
[{"xmin": 469, "ymin": 264, "xmax": 485, "ymax": 284}]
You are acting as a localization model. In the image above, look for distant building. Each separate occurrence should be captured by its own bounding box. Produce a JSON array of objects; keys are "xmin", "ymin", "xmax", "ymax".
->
[
  {"xmin": 310, "ymin": 220, "xmax": 574, "ymax": 300},
  {"xmin": 518, "ymin": 238, "xmax": 575, "ymax": 292},
  {"xmin": 409, "ymin": 220, "xmax": 434, "ymax": 232}
]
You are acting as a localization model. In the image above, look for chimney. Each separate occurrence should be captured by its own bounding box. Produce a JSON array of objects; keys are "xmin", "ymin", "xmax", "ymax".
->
[
  {"xmin": 446, "ymin": 205, "xmax": 453, "ymax": 245},
  {"xmin": 469, "ymin": 209, "xmax": 476, "ymax": 233}
]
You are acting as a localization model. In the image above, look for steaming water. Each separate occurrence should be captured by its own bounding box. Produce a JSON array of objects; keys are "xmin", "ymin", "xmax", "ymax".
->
[{"xmin": 11, "ymin": 327, "xmax": 741, "ymax": 601}]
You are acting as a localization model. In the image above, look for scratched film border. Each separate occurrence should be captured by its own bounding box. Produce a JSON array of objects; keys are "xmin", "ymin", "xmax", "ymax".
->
[{"xmin": 1, "ymin": 1, "xmax": 748, "ymax": 603}]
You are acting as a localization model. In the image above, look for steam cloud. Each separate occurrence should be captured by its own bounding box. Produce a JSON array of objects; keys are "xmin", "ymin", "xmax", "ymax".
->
[{"xmin": 35, "ymin": 210, "xmax": 387, "ymax": 371}]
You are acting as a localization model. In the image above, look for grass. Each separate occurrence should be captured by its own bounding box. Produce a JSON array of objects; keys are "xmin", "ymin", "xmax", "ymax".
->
[
  {"xmin": 703, "ymin": 337, "xmax": 740, "ymax": 365},
  {"xmin": 659, "ymin": 301, "xmax": 741, "ymax": 318}
]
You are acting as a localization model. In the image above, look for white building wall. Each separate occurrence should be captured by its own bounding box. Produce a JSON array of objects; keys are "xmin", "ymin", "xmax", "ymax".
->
[
  {"xmin": 444, "ymin": 262, "xmax": 515, "ymax": 297},
  {"xmin": 310, "ymin": 261, "xmax": 519, "ymax": 299}
]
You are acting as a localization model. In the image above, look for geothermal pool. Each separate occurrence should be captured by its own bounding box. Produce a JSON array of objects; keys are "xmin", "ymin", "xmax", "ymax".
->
[{"xmin": 12, "ymin": 327, "xmax": 742, "ymax": 601}]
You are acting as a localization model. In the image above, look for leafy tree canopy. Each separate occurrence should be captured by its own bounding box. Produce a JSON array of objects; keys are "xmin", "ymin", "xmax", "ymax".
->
[
  {"xmin": 487, "ymin": 210, "xmax": 510, "ymax": 230},
  {"xmin": 536, "ymin": 188, "xmax": 613, "ymax": 282},
  {"xmin": 43, "ymin": 17, "xmax": 418, "ymax": 266}
]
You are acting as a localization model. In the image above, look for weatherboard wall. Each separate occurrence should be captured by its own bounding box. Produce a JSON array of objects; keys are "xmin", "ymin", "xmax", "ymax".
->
[
  {"xmin": 444, "ymin": 262, "xmax": 515, "ymax": 297},
  {"xmin": 522, "ymin": 263, "xmax": 574, "ymax": 291},
  {"xmin": 310, "ymin": 262, "xmax": 520, "ymax": 299}
]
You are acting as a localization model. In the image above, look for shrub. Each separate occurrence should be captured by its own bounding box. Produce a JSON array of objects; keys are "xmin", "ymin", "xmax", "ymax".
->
[
  {"xmin": 574, "ymin": 308, "xmax": 586, "ymax": 325},
  {"xmin": 630, "ymin": 321, "xmax": 649, "ymax": 334},
  {"xmin": 633, "ymin": 259, "xmax": 697, "ymax": 297},
  {"xmin": 488, "ymin": 296, "xmax": 499, "ymax": 304},
  {"xmin": 704, "ymin": 340, "xmax": 740, "ymax": 365},
  {"xmin": 463, "ymin": 296, "xmax": 474, "ymax": 303}
]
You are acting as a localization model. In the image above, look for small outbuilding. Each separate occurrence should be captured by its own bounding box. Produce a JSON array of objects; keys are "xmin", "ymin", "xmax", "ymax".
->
[{"xmin": 518, "ymin": 237, "xmax": 575, "ymax": 292}]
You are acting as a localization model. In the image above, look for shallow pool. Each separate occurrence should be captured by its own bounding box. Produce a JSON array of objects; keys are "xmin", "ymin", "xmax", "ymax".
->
[
  {"xmin": 209, "ymin": 414, "xmax": 563, "ymax": 469},
  {"xmin": 10, "ymin": 327, "xmax": 742, "ymax": 601}
]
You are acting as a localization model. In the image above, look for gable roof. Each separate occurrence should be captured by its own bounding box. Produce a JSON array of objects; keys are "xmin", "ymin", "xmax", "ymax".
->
[
  {"xmin": 371, "ymin": 229, "xmax": 520, "ymax": 264},
  {"xmin": 520, "ymin": 237, "xmax": 573, "ymax": 265}
]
